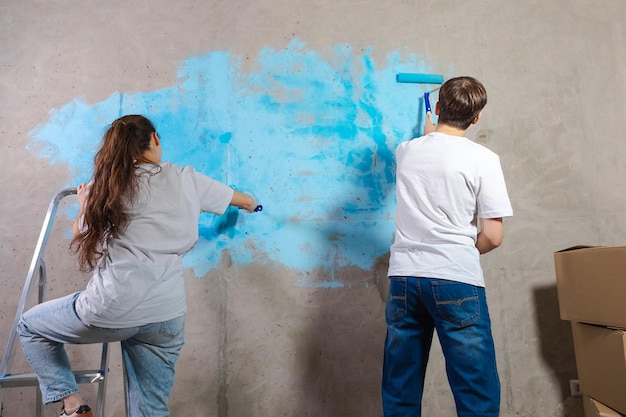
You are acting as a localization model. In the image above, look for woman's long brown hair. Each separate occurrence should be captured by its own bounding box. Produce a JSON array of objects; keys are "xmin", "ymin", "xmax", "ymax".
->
[{"xmin": 71, "ymin": 115, "xmax": 157, "ymax": 271}]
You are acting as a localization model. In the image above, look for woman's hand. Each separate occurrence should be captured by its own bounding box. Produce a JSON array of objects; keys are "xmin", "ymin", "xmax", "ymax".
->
[
  {"xmin": 77, "ymin": 182, "xmax": 89, "ymax": 207},
  {"xmin": 73, "ymin": 183, "xmax": 89, "ymax": 237}
]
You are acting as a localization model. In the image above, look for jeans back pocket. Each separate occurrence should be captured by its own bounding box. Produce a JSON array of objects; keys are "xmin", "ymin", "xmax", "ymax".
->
[
  {"xmin": 432, "ymin": 281, "xmax": 480, "ymax": 327},
  {"xmin": 386, "ymin": 277, "xmax": 408, "ymax": 322},
  {"xmin": 159, "ymin": 315, "xmax": 186, "ymax": 339}
]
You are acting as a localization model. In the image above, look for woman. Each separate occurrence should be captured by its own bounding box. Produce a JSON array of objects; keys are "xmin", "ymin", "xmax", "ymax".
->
[{"xmin": 18, "ymin": 115, "xmax": 259, "ymax": 417}]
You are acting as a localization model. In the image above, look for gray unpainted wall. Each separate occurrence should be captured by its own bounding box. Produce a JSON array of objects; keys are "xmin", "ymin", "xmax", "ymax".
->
[{"xmin": 2, "ymin": 1, "xmax": 625, "ymax": 416}]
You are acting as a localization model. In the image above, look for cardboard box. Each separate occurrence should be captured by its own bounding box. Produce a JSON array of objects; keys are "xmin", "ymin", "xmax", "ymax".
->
[
  {"xmin": 572, "ymin": 322, "xmax": 626, "ymax": 414},
  {"xmin": 554, "ymin": 246, "xmax": 626, "ymax": 328},
  {"xmin": 583, "ymin": 395, "xmax": 625, "ymax": 417}
]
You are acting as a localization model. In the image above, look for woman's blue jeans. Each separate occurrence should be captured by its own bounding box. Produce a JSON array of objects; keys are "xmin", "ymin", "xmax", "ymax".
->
[
  {"xmin": 17, "ymin": 292, "xmax": 185, "ymax": 417},
  {"xmin": 382, "ymin": 277, "xmax": 500, "ymax": 417}
]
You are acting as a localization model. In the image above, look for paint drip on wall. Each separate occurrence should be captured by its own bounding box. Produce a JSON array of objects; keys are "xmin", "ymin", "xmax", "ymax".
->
[{"xmin": 27, "ymin": 39, "xmax": 439, "ymax": 286}]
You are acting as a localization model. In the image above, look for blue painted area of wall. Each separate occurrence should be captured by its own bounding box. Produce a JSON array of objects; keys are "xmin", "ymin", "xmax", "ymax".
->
[{"xmin": 27, "ymin": 39, "xmax": 442, "ymax": 285}]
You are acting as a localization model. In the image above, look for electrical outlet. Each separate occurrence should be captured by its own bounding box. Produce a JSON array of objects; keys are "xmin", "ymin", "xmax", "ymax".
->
[{"xmin": 569, "ymin": 379, "xmax": 582, "ymax": 397}]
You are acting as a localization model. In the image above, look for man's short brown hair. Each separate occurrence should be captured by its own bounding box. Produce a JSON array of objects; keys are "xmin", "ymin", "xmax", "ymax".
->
[{"xmin": 437, "ymin": 76, "xmax": 487, "ymax": 130}]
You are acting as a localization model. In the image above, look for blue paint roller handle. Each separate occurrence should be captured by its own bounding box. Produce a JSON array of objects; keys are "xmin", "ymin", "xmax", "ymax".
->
[
  {"xmin": 424, "ymin": 92, "xmax": 431, "ymax": 114},
  {"xmin": 396, "ymin": 73, "xmax": 444, "ymax": 84}
]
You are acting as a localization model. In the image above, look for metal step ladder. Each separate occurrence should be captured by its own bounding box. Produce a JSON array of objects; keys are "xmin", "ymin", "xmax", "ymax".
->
[{"xmin": 0, "ymin": 188, "xmax": 117, "ymax": 417}]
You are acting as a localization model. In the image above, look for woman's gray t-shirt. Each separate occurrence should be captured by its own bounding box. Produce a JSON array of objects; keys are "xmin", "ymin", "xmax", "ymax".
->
[{"xmin": 75, "ymin": 162, "xmax": 234, "ymax": 328}]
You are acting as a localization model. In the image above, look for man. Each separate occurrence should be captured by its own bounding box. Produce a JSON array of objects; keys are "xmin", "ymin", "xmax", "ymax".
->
[{"xmin": 383, "ymin": 76, "xmax": 513, "ymax": 417}]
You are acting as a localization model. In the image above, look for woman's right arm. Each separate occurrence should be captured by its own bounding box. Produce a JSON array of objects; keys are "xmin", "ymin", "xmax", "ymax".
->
[{"xmin": 230, "ymin": 190, "xmax": 259, "ymax": 213}]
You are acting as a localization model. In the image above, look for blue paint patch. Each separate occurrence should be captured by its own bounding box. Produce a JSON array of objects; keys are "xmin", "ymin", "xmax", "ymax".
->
[{"xmin": 28, "ymin": 39, "xmax": 443, "ymax": 285}]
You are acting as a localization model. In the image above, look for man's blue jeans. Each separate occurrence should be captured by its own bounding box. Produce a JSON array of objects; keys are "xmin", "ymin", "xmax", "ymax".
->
[
  {"xmin": 382, "ymin": 277, "xmax": 500, "ymax": 417},
  {"xmin": 17, "ymin": 292, "xmax": 185, "ymax": 417}
]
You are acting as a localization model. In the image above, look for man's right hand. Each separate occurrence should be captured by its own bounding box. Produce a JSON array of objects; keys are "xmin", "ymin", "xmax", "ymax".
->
[{"xmin": 424, "ymin": 112, "xmax": 437, "ymax": 135}]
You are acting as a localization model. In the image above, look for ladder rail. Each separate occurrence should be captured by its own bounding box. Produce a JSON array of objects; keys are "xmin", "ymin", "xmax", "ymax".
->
[
  {"xmin": 0, "ymin": 187, "xmax": 127, "ymax": 417},
  {"xmin": 0, "ymin": 188, "xmax": 77, "ymax": 377},
  {"xmin": 95, "ymin": 343, "xmax": 109, "ymax": 417}
]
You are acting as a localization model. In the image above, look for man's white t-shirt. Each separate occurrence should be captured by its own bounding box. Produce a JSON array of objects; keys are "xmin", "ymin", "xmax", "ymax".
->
[
  {"xmin": 388, "ymin": 132, "xmax": 513, "ymax": 287},
  {"xmin": 76, "ymin": 162, "xmax": 234, "ymax": 328}
]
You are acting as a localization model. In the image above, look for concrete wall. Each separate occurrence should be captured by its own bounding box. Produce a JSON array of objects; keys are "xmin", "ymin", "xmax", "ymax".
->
[{"xmin": 2, "ymin": 1, "xmax": 625, "ymax": 416}]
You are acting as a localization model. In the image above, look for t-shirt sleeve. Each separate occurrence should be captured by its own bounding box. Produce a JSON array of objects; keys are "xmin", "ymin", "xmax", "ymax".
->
[
  {"xmin": 185, "ymin": 166, "xmax": 234, "ymax": 215},
  {"xmin": 476, "ymin": 154, "xmax": 513, "ymax": 219}
]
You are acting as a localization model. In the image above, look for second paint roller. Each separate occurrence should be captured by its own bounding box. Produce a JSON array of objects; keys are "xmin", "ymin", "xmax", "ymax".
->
[{"xmin": 396, "ymin": 73, "xmax": 444, "ymax": 114}]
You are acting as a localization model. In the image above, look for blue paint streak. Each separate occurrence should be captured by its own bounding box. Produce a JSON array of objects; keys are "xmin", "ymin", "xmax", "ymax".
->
[{"xmin": 27, "ymin": 39, "xmax": 443, "ymax": 284}]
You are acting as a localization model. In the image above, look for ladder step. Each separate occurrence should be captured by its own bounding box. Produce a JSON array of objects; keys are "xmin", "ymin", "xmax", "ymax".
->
[{"xmin": 0, "ymin": 370, "xmax": 105, "ymax": 388}]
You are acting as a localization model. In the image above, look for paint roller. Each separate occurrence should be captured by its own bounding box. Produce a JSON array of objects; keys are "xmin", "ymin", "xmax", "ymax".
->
[{"xmin": 396, "ymin": 73, "xmax": 444, "ymax": 114}]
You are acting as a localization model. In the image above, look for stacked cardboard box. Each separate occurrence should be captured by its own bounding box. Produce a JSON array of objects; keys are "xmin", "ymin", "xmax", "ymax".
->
[
  {"xmin": 554, "ymin": 246, "xmax": 626, "ymax": 417},
  {"xmin": 584, "ymin": 395, "xmax": 624, "ymax": 417}
]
